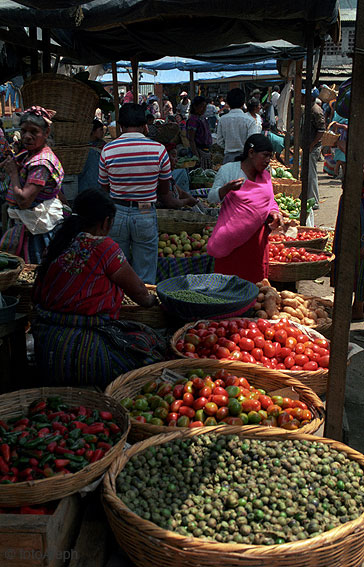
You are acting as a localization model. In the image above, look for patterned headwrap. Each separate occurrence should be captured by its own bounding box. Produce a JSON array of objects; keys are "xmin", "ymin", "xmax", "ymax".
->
[{"xmin": 23, "ymin": 106, "xmax": 56, "ymax": 126}]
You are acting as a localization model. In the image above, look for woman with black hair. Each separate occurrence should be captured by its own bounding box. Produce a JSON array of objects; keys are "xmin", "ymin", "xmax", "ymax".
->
[
  {"xmin": 245, "ymin": 97, "xmax": 263, "ymax": 135},
  {"xmin": 187, "ymin": 96, "xmax": 212, "ymax": 169},
  {"xmin": 32, "ymin": 188, "xmax": 165, "ymax": 387},
  {"xmin": 0, "ymin": 106, "xmax": 64, "ymax": 262},
  {"xmin": 207, "ymin": 134, "xmax": 282, "ymax": 283}
]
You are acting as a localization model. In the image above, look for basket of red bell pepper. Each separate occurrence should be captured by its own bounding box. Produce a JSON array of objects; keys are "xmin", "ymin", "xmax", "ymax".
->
[{"xmin": 0, "ymin": 388, "xmax": 129, "ymax": 506}]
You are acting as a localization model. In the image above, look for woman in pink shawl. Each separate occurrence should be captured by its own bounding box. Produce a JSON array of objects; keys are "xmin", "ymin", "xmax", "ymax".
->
[{"xmin": 207, "ymin": 134, "xmax": 282, "ymax": 283}]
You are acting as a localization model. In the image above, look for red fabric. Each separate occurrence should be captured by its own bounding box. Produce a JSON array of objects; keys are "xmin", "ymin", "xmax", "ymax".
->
[
  {"xmin": 214, "ymin": 224, "xmax": 269, "ymax": 284},
  {"xmin": 34, "ymin": 233, "xmax": 126, "ymax": 319}
]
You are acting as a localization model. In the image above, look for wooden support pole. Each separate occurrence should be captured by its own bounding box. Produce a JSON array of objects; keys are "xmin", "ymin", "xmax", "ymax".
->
[
  {"xmin": 293, "ymin": 59, "xmax": 303, "ymax": 180},
  {"xmin": 29, "ymin": 27, "xmax": 38, "ymax": 75},
  {"xmin": 41, "ymin": 28, "xmax": 51, "ymax": 73},
  {"xmin": 324, "ymin": 0, "xmax": 364, "ymax": 441},
  {"xmin": 0, "ymin": 93, "xmax": 5, "ymax": 116},
  {"xmin": 299, "ymin": 28, "xmax": 314, "ymax": 226},
  {"xmin": 314, "ymin": 40, "xmax": 325, "ymax": 87},
  {"xmin": 131, "ymin": 57, "xmax": 139, "ymax": 104},
  {"xmin": 111, "ymin": 62, "xmax": 120, "ymax": 137},
  {"xmin": 284, "ymin": 91, "xmax": 291, "ymax": 166},
  {"xmin": 189, "ymin": 71, "xmax": 195, "ymax": 99},
  {"xmin": 0, "ymin": 28, "xmax": 75, "ymax": 59}
]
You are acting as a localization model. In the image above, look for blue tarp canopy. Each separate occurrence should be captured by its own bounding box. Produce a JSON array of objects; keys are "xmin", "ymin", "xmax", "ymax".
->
[{"xmin": 109, "ymin": 57, "xmax": 279, "ymax": 73}]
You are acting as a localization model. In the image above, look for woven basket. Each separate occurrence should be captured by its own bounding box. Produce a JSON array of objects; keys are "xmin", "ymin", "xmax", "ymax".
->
[
  {"xmin": 170, "ymin": 319, "xmax": 330, "ymax": 396},
  {"xmin": 268, "ymin": 249, "xmax": 334, "ymax": 282},
  {"xmin": 53, "ymin": 145, "xmax": 90, "ymax": 175},
  {"xmin": 6, "ymin": 264, "xmax": 37, "ymax": 316},
  {"xmin": 157, "ymin": 210, "xmax": 216, "ymax": 235},
  {"xmin": 321, "ymin": 129, "xmax": 340, "ymax": 148},
  {"xmin": 0, "ymin": 388, "xmax": 129, "ymax": 506},
  {"xmin": 319, "ymin": 85, "xmax": 337, "ymax": 103},
  {"xmin": 21, "ymin": 74, "xmax": 99, "ymax": 123},
  {"xmin": 0, "ymin": 252, "xmax": 24, "ymax": 293},
  {"xmin": 103, "ymin": 425, "xmax": 364, "ymax": 567},
  {"xmin": 176, "ymin": 160, "xmax": 199, "ymax": 169},
  {"xmin": 52, "ymin": 122, "xmax": 92, "ymax": 145},
  {"xmin": 155, "ymin": 123, "xmax": 180, "ymax": 145},
  {"xmin": 119, "ymin": 285, "xmax": 169, "ymax": 328},
  {"xmin": 272, "ymin": 180, "xmax": 302, "ymax": 199},
  {"xmin": 276, "ymin": 227, "xmax": 329, "ymax": 250},
  {"xmin": 105, "ymin": 359, "xmax": 324, "ymax": 443}
]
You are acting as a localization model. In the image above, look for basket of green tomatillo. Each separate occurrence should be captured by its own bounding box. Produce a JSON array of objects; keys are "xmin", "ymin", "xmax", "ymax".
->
[{"xmin": 102, "ymin": 425, "xmax": 364, "ymax": 567}]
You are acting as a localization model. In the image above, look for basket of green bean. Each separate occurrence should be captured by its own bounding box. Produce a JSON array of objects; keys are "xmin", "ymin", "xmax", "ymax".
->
[{"xmin": 156, "ymin": 274, "xmax": 259, "ymax": 321}]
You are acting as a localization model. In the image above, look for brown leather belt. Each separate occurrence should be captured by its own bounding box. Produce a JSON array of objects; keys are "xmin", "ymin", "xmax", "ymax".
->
[{"xmin": 113, "ymin": 199, "xmax": 155, "ymax": 208}]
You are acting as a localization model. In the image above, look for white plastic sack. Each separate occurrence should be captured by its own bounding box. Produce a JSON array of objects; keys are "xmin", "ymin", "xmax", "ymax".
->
[{"xmin": 8, "ymin": 197, "xmax": 64, "ymax": 235}]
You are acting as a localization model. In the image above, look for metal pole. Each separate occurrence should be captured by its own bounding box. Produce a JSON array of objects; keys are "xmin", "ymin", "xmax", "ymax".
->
[
  {"xmin": 131, "ymin": 57, "xmax": 139, "ymax": 104},
  {"xmin": 111, "ymin": 62, "xmax": 120, "ymax": 137},
  {"xmin": 189, "ymin": 71, "xmax": 195, "ymax": 99},
  {"xmin": 284, "ymin": 91, "xmax": 291, "ymax": 166},
  {"xmin": 293, "ymin": 59, "xmax": 303, "ymax": 180},
  {"xmin": 41, "ymin": 28, "xmax": 51, "ymax": 73},
  {"xmin": 325, "ymin": 0, "xmax": 364, "ymax": 441},
  {"xmin": 29, "ymin": 27, "xmax": 38, "ymax": 75},
  {"xmin": 299, "ymin": 28, "xmax": 314, "ymax": 226}
]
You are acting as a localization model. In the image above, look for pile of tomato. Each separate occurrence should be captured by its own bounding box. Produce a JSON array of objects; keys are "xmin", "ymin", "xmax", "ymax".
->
[
  {"xmin": 123, "ymin": 368, "xmax": 313, "ymax": 430},
  {"xmin": 269, "ymin": 230, "xmax": 327, "ymax": 243},
  {"xmin": 175, "ymin": 318, "xmax": 330, "ymax": 371},
  {"xmin": 269, "ymin": 244, "xmax": 328, "ymax": 263}
]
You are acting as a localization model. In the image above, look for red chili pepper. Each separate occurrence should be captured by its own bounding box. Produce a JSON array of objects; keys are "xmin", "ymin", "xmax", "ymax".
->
[
  {"xmin": 37, "ymin": 428, "xmax": 50, "ymax": 437},
  {"xmin": 84, "ymin": 423, "xmax": 105, "ymax": 435},
  {"xmin": 0, "ymin": 458, "xmax": 9, "ymax": 474},
  {"xmin": 47, "ymin": 411, "xmax": 64, "ymax": 420},
  {"xmin": 97, "ymin": 442, "xmax": 111, "ymax": 451},
  {"xmin": 20, "ymin": 506, "xmax": 48, "ymax": 515},
  {"xmin": 10, "ymin": 467, "xmax": 18, "ymax": 476},
  {"xmin": 55, "ymin": 459, "xmax": 70, "ymax": 469},
  {"xmin": 52, "ymin": 422, "xmax": 67, "ymax": 435},
  {"xmin": 85, "ymin": 450, "xmax": 93, "ymax": 461},
  {"xmin": 47, "ymin": 441, "xmax": 57, "ymax": 453},
  {"xmin": 59, "ymin": 414, "xmax": 71, "ymax": 424},
  {"xmin": 0, "ymin": 475, "xmax": 10, "ymax": 481},
  {"xmin": 19, "ymin": 431, "xmax": 29, "ymax": 439},
  {"xmin": 29, "ymin": 458, "xmax": 39, "ymax": 467},
  {"xmin": 43, "ymin": 467, "xmax": 54, "ymax": 478},
  {"xmin": 108, "ymin": 422, "xmax": 121, "ymax": 434},
  {"xmin": 86, "ymin": 408, "xmax": 93, "ymax": 417},
  {"xmin": 13, "ymin": 424, "xmax": 27, "ymax": 432},
  {"xmin": 103, "ymin": 428, "xmax": 110, "ymax": 438},
  {"xmin": 30, "ymin": 401, "xmax": 47, "ymax": 414},
  {"xmin": 84, "ymin": 443, "xmax": 90, "ymax": 449},
  {"xmin": 0, "ymin": 420, "xmax": 8, "ymax": 431},
  {"xmin": 27, "ymin": 449, "xmax": 43, "ymax": 459},
  {"xmin": 99, "ymin": 411, "xmax": 113, "ymax": 421},
  {"xmin": 59, "ymin": 440, "xmax": 66, "ymax": 447},
  {"xmin": 72, "ymin": 421, "xmax": 87, "ymax": 431},
  {"xmin": 14, "ymin": 418, "xmax": 30, "ymax": 427},
  {"xmin": 19, "ymin": 468, "xmax": 33, "ymax": 479},
  {"xmin": 78, "ymin": 406, "xmax": 87, "ymax": 416},
  {"xmin": 55, "ymin": 468, "xmax": 70, "ymax": 475},
  {"xmin": 0, "ymin": 444, "xmax": 10, "ymax": 462},
  {"xmin": 75, "ymin": 448, "xmax": 86, "ymax": 456},
  {"xmin": 54, "ymin": 447, "xmax": 74, "ymax": 455},
  {"xmin": 90, "ymin": 448, "xmax": 104, "ymax": 463}
]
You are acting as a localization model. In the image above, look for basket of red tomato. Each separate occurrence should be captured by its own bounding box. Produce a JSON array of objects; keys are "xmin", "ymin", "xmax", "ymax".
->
[
  {"xmin": 268, "ymin": 247, "xmax": 334, "ymax": 282},
  {"xmin": 269, "ymin": 227, "xmax": 329, "ymax": 250},
  {"xmin": 105, "ymin": 359, "xmax": 324, "ymax": 442},
  {"xmin": 171, "ymin": 317, "xmax": 331, "ymax": 395}
]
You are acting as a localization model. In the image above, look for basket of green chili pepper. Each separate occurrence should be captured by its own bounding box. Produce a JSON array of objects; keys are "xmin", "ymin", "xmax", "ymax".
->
[{"xmin": 0, "ymin": 387, "xmax": 129, "ymax": 506}]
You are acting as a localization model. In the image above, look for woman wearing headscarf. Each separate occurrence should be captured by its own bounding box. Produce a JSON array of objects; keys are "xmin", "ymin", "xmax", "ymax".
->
[
  {"xmin": 207, "ymin": 134, "xmax": 282, "ymax": 283},
  {"xmin": 0, "ymin": 106, "xmax": 64, "ymax": 263}
]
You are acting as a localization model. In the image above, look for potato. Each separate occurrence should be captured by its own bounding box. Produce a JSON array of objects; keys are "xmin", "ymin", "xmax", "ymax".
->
[
  {"xmin": 303, "ymin": 317, "xmax": 316, "ymax": 326},
  {"xmin": 280, "ymin": 290, "xmax": 296, "ymax": 299},
  {"xmin": 315, "ymin": 308, "xmax": 328, "ymax": 319},
  {"xmin": 254, "ymin": 302, "xmax": 262, "ymax": 311},
  {"xmin": 282, "ymin": 298, "xmax": 300, "ymax": 309},
  {"xmin": 256, "ymin": 310, "xmax": 268, "ymax": 318},
  {"xmin": 307, "ymin": 311, "xmax": 318, "ymax": 321},
  {"xmin": 257, "ymin": 293, "xmax": 265, "ymax": 302}
]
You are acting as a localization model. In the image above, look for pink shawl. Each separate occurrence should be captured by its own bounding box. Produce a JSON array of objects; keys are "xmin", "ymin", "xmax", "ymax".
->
[{"xmin": 207, "ymin": 169, "xmax": 278, "ymax": 258}]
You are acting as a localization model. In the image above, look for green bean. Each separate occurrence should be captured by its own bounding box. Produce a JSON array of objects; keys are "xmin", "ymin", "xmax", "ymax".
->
[{"xmin": 167, "ymin": 290, "xmax": 229, "ymax": 304}]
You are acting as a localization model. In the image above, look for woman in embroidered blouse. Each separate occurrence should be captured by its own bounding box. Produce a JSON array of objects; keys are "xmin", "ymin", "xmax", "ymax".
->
[
  {"xmin": 245, "ymin": 97, "xmax": 263, "ymax": 135},
  {"xmin": 32, "ymin": 188, "xmax": 165, "ymax": 387},
  {"xmin": 187, "ymin": 96, "xmax": 213, "ymax": 169},
  {"xmin": 0, "ymin": 106, "xmax": 64, "ymax": 263}
]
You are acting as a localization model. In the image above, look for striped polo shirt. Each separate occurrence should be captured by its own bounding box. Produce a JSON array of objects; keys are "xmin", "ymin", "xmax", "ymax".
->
[{"xmin": 98, "ymin": 132, "xmax": 171, "ymax": 202}]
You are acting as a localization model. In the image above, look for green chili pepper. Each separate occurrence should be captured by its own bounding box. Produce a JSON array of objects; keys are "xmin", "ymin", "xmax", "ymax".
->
[
  {"xmin": 68, "ymin": 439, "xmax": 85, "ymax": 451},
  {"xmin": 69, "ymin": 428, "xmax": 81, "ymax": 440},
  {"xmin": 39, "ymin": 454, "xmax": 55, "ymax": 467}
]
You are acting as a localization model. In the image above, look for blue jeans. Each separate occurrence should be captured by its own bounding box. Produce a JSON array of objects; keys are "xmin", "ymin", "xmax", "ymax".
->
[{"xmin": 109, "ymin": 204, "xmax": 158, "ymax": 284}]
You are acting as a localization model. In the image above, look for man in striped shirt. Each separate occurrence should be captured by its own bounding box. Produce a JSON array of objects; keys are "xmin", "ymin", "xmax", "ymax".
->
[{"xmin": 98, "ymin": 103, "xmax": 177, "ymax": 284}]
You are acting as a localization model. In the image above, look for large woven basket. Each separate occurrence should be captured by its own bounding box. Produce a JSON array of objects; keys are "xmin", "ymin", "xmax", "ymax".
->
[
  {"xmin": 170, "ymin": 319, "xmax": 330, "ymax": 396},
  {"xmin": 268, "ymin": 249, "xmax": 334, "ymax": 282},
  {"xmin": 272, "ymin": 179, "xmax": 301, "ymax": 199},
  {"xmin": 6, "ymin": 264, "xmax": 37, "ymax": 316},
  {"xmin": 0, "ymin": 388, "xmax": 129, "ymax": 506},
  {"xmin": 0, "ymin": 252, "xmax": 24, "ymax": 292},
  {"xmin": 275, "ymin": 227, "xmax": 329, "ymax": 250},
  {"xmin": 119, "ymin": 284, "xmax": 169, "ymax": 328},
  {"xmin": 53, "ymin": 145, "xmax": 90, "ymax": 175},
  {"xmin": 319, "ymin": 85, "xmax": 337, "ymax": 103},
  {"xmin": 105, "ymin": 358, "xmax": 324, "ymax": 443},
  {"xmin": 103, "ymin": 425, "xmax": 364, "ymax": 567},
  {"xmin": 52, "ymin": 121, "xmax": 92, "ymax": 145},
  {"xmin": 157, "ymin": 209, "xmax": 216, "ymax": 234},
  {"xmin": 21, "ymin": 74, "xmax": 99, "ymax": 123}
]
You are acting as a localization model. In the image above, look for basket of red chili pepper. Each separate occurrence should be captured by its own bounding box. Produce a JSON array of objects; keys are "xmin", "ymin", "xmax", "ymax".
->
[{"xmin": 0, "ymin": 388, "xmax": 129, "ymax": 506}]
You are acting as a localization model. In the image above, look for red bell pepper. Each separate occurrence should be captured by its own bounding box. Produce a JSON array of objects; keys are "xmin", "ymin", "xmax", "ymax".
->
[
  {"xmin": 14, "ymin": 418, "xmax": 30, "ymax": 427},
  {"xmin": 47, "ymin": 441, "xmax": 57, "ymax": 453},
  {"xmin": 0, "ymin": 444, "xmax": 10, "ymax": 462},
  {"xmin": 97, "ymin": 442, "xmax": 111, "ymax": 451},
  {"xmin": 29, "ymin": 458, "xmax": 39, "ymax": 467},
  {"xmin": 52, "ymin": 422, "xmax": 67, "ymax": 435},
  {"xmin": 90, "ymin": 449, "xmax": 104, "ymax": 463},
  {"xmin": 54, "ymin": 446, "xmax": 74, "ymax": 455},
  {"xmin": 108, "ymin": 422, "xmax": 121, "ymax": 434},
  {"xmin": 29, "ymin": 401, "xmax": 47, "ymax": 414},
  {"xmin": 37, "ymin": 428, "xmax": 50, "ymax": 437},
  {"xmin": 0, "ymin": 458, "xmax": 9, "ymax": 474},
  {"xmin": 77, "ymin": 406, "xmax": 87, "ymax": 416},
  {"xmin": 85, "ymin": 450, "xmax": 93, "ymax": 461},
  {"xmin": 55, "ymin": 459, "xmax": 70, "ymax": 469},
  {"xmin": 72, "ymin": 421, "xmax": 87, "ymax": 431},
  {"xmin": 84, "ymin": 423, "xmax": 105, "ymax": 435},
  {"xmin": 75, "ymin": 448, "xmax": 86, "ymax": 456},
  {"xmin": 99, "ymin": 411, "xmax": 113, "ymax": 421}
]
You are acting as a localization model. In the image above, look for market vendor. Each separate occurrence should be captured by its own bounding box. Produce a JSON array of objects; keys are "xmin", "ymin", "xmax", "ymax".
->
[
  {"xmin": 32, "ymin": 188, "xmax": 165, "ymax": 387},
  {"xmin": 158, "ymin": 143, "xmax": 198, "ymax": 209},
  {"xmin": 0, "ymin": 106, "xmax": 64, "ymax": 263},
  {"xmin": 187, "ymin": 96, "xmax": 213, "ymax": 169},
  {"xmin": 207, "ymin": 134, "xmax": 282, "ymax": 283}
]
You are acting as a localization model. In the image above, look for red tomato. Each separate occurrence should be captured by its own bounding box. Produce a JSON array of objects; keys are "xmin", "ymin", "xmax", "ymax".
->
[
  {"xmin": 315, "ymin": 338, "xmax": 330, "ymax": 349},
  {"xmin": 242, "ymin": 353, "xmax": 255, "ymax": 364},
  {"xmin": 275, "ymin": 329, "xmax": 287, "ymax": 345},
  {"xmin": 263, "ymin": 341, "xmax": 276, "ymax": 359},
  {"xmin": 239, "ymin": 337, "xmax": 254, "ymax": 351},
  {"xmin": 267, "ymin": 404, "xmax": 281, "ymax": 418},
  {"xmin": 185, "ymin": 352, "xmax": 199, "ymax": 359},
  {"xmin": 284, "ymin": 355, "xmax": 295, "ymax": 369},
  {"xmin": 265, "ymin": 328, "xmax": 276, "ymax": 340},
  {"xmin": 289, "ymin": 365, "xmax": 302, "ymax": 371},
  {"xmin": 290, "ymin": 407, "xmax": 303, "ymax": 420},
  {"xmin": 304, "ymin": 348, "xmax": 314, "ymax": 359},
  {"xmin": 204, "ymin": 334, "xmax": 218, "ymax": 348},
  {"xmin": 204, "ymin": 402, "xmax": 218, "ymax": 416},
  {"xmin": 261, "ymin": 416, "xmax": 278, "ymax": 427},
  {"xmin": 171, "ymin": 400, "xmax": 184, "ymax": 412},
  {"xmin": 183, "ymin": 393, "xmax": 194, "ymax": 406},
  {"xmin": 167, "ymin": 412, "xmax": 178, "ymax": 422},
  {"xmin": 135, "ymin": 416, "xmax": 147, "ymax": 423},
  {"xmin": 175, "ymin": 341, "xmax": 184, "ymax": 352},
  {"xmin": 273, "ymin": 342, "xmax": 282, "ymax": 356},
  {"xmin": 216, "ymin": 346, "xmax": 230, "ymax": 359},
  {"xmin": 173, "ymin": 384, "xmax": 185, "ymax": 399},
  {"xmin": 193, "ymin": 397, "xmax": 208, "ymax": 410},
  {"xmin": 259, "ymin": 395, "xmax": 273, "ymax": 410},
  {"xmin": 276, "ymin": 363, "xmax": 286, "ymax": 370},
  {"xmin": 241, "ymin": 399, "xmax": 261, "ymax": 412},
  {"xmin": 295, "ymin": 354, "xmax": 309, "ymax": 367},
  {"xmin": 219, "ymin": 320, "xmax": 229, "ymax": 329},
  {"xmin": 296, "ymin": 334, "xmax": 309, "ymax": 344},
  {"xmin": 260, "ymin": 356, "xmax": 270, "ymax": 365},
  {"xmin": 197, "ymin": 329, "xmax": 209, "ymax": 339},
  {"xmin": 199, "ymin": 386, "xmax": 212, "ymax": 398},
  {"xmin": 281, "ymin": 397, "xmax": 293, "ymax": 409},
  {"xmin": 251, "ymin": 347, "xmax": 263, "ymax": 361},
  {"xmin": 189, "ymin": 421, "xmax": 204, "ymax": 428},
  {"xmin": 208, "ymin": 321, "xmax": 219, "ymax": 328},
  {"xmin": 280, "ymin": 347, "xmax": 292, "ymax": 359},
  {"xmin": 286, "ymin": 336, "xmax": 297, "ymax": 349},
  {"xmin": 292, "ymin": 400, "xmax": 308, "ymax": 410},
  {"xmin": 216, "ymin": 327, "xmax": 226, "ymax": 338},
  {"xmin": 295, "ymin": 343, "xmax": 305, "ymax": 355},
  {"xmin": 302, "ymin": 409, "xmax": 313, "ymax": 421},
  {"xmin": 229, "ymin": 350, "xmax": 243, "ymax": 361},
  {"xmin": 254, "ymin": 335, "xmax": 266, "ymax": 349},
  {"xmin": 216, "ymin": 407, "xmax": 229, "ymax": 421},
  {"xmin": 215, "ymin": 369, "xmax": 230, "ymax": 381},
  {"xmin": 277, "ymin": 412, "xmax": 293, "ymax": 426},
  {"xmin": 247, "ymin": 328, "xmax": 262, "ymax": 340},
  {"xmin": 211, "ymin": 395, "xmax": 229, "ymax": 407},
  {"xmin": 230, "ymin": 333, "xmax": 241, "ymax": 344},
  {"xmin": 192, "ymin": 377, "xmax": 205, "ymax": 390},
  {"xmin": 286, "ymin": 326, "xmax": 300, "ymax": 338},
  {"xmin": 303, "ymin": 360, "xmax": 319, "ymax": 371},
  {"xmin": 185, "ymin": 333, "xmax": 201, "ymax": 346},
  {"xmin": 197, "ymin": 323, "xmax": 207, "ymax": 330},
  {"xmin": 179, "ymin": 406, "xmax": 195, "ymax": 419},
  {"xmin": 257, "ymin": 319, "xmax": 271, "ymax": 332},
  {"xmin": 185, "ymin": 343, "xmax": 196, "ymax": 353},
  {"xmin": 238, "ymin": 377, "xmax": 250, "ymax": 389},
  {"xmin": 225, "ymin": 376, "xmax": 240, "ymax": 387},
  {"xmin": 229, "ymin": 322, "xmax": 239, "ymax": 335},
  {"xmin": 318, "ymin": 355, "xmax": 330, "ymax": 368}
]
